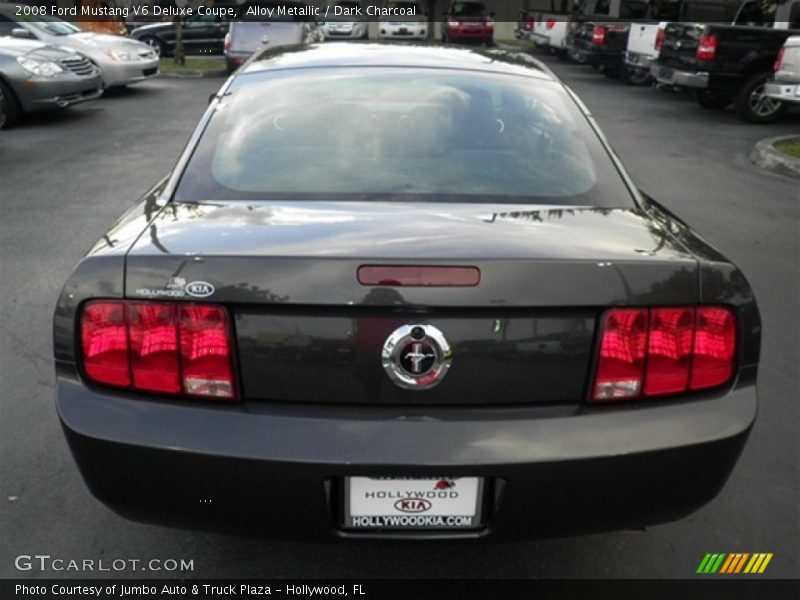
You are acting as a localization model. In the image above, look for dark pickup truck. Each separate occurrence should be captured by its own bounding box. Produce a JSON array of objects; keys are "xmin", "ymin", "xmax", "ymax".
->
[
  {"xmin": 567, "ymin": 21, "xmax": 633, "ymax": 75},
  {"xmin": 652, "ymin": 0, "xmax": 800, "ymax": 122},
  {"xmin": 565, "ymin": 0, "xmax": 649, "ymax": 76}
]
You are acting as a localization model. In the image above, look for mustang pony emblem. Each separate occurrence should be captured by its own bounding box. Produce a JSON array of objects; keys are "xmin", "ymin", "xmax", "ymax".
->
[{"xmin": 381, "ymin": 324, "xmax": 452, "ymax": 390}]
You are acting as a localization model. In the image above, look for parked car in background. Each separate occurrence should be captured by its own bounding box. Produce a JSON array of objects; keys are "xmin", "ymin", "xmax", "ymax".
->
[
  {"xmin": 0, "ymin": 36, "xmax": 102, "ymax": 128},
  {"xmin": 652, "ymin": 0, "xmax": 800, "ymax": 122},
  {"xmin": 131, "ymin": 11, "xmax": 230, "ymax": 56},
  {"xmin": 765, "ymin": 35, "xmax": 800, "ymax": 105},
  {"xmin": 514, "ymin": 8, "xmax": 536, "ymax": 40},
  {"xmin": 224, "ymin": 1, "xmax": 319, "ymax": 73},
  {"xmin": 441, "ymin": 0, "xmax": 494, "ymax": 45},
  {"xmin": 0, "ymin": 4, "xmax": 159, "ymax": 88},
  {"xmin": 623, "ymin": 0, "xmax": 688, "ymax": 86},
  {"xmin": 624, "ymin": 20, "xmax": 665, "ymax": 85},
  {"xmin": 566, "ymin": 0, "xmax": 652, "ymax": 76},
  {"xmin": 377, "ymin": 0, "xmax": 428, "ymax": 41},
  {"xmin": 529, "ymin": 1, "xmax": 576, "ymax": 58},
  {"xmin": 320, "ymin": 1, "xmax": 368, "ymax": 40},
  {"xmin": 54, "ymin": 42, "xmax": 761, "ymax": 541}
]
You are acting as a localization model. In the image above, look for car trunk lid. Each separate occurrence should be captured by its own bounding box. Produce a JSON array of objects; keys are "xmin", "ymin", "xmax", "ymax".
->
[{"xmin": 124, "ymin": 201, "xmax": 699, "ymax": 405}]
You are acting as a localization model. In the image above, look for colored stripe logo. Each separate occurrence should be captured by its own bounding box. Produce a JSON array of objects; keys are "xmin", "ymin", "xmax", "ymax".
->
[{"xmin": 696, "ymin": 553, "xmax": 773, "ymax": 574}]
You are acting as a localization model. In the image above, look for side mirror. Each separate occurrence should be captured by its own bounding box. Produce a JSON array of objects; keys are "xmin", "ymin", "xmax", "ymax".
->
[{"xmin": 11, "ymin": 28, "xmax": 34, "ymax": 40}]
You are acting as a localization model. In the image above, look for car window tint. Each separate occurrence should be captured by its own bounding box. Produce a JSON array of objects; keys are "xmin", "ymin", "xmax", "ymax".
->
[
  {"xmin": 592, "ymin": 0, "xmax": 611, "ymax": 16},
  {"xmin": 21, "ymin": 16, "xmax": 81, "ymax": 36},
  {"xmin": 734, "ymin": 0, "xmax": 776, "ymax": 26},
  {"xmin": 790, "ymin": 1, "xmax": 800, "ymax": 28},
  {"xmin": 0, "ymin": 15, "xmax": 17, "ymax": 36},
  {"xmin": 451, "ymin": 2, "xmax": 488, "ymax": 17},
  {"xmin": 682, "ymin": 1, "xmax": 735, "ymax": 22},
  {"xmin": 176, "ymin": 68, "xmax": 634, "ymax": 207},
  {"xmin": 620, "ymin": 1, "xmax": 648, "ymax": 19}
]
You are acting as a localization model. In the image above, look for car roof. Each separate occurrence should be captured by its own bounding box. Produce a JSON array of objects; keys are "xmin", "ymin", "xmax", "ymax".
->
[{"xmin": 241, "ymin": 43, "xmax": 556, "ymax": 81}]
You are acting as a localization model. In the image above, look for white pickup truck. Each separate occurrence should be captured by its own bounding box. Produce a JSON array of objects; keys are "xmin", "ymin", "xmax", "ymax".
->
[
  {"xmin": 530, "ymin": 14, "xmax": 570, "ymax": 57},
  {"xmin": 765, "ymin": 35, "xmax": 800, "ymax": 105},
  {"xmin": 624, "ymin": 21, "xmax": 667, "ymax": 85}
]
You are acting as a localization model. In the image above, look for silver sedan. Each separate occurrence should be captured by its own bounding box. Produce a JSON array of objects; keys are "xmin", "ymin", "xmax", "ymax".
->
[
  {"xmin": 0, "ymin": 37, "xmax": 103, "ymax": 129},
  {"xmin": 0, "ymin": 4, "xmax": 158, "ymax": 88}
]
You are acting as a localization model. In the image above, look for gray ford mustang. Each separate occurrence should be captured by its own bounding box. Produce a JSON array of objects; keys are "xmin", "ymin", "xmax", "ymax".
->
[{"xmin": 54, "ymin": 43, "xmax": 760, "ymax": 540}]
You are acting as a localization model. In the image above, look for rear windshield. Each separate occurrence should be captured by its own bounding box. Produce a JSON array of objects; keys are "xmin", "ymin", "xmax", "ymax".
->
[{"xmin": 175, "ymin": 68, "xmax": 634, "ymax": 207}]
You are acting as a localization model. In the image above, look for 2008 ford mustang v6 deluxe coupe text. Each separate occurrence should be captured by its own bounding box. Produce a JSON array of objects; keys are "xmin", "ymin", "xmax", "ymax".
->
[{"xmin": 54, "ymin": 43, "xmax": 760, "ymax": 540}]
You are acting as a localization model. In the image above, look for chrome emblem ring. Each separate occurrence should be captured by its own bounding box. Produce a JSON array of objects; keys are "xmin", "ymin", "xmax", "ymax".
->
[{"xmin": 381, "ymin": 324, "xmax": 452, "ymax": 391}]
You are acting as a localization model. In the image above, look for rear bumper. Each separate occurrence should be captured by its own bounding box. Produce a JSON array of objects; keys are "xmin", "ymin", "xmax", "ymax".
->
[
  {"xmin": 446, "ymin": 28, "xmax": 493, "ymax": 43},
  {"xmin": 225, "ymin": 50, "xmax": 252, "ymax": 67},
  {"xmin": 566, "ymin": 45, "xmax": 622, "ymax": 68},
  {"xmin": 624, "ymin": 51, "xmax": 655, "ymax": 70},
  {"xmin": 57, "ymin": 371, "xmax": 757, "ymax": 540},
  {"xmin": 651, "ymin": 64, "xmax": 709, "ymax": 89},
  {"xmin": 378, "ymin": 25, "xmax": 427, "ymax": 40},
  {"xmin": 101, "ymin": 59, "xmax": 160, "ymax": 87},
  {"xmin": 764, "ymin": 81, "xmax": 800, "ymax": 105}
]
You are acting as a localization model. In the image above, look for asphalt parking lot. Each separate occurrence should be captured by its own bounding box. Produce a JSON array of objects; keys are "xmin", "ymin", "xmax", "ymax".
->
[{"xmin": 1, "ymin": 52, "xmax": 798, "ymax": 580}]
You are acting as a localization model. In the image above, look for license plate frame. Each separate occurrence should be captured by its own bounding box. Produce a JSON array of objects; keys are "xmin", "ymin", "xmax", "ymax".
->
[{"xmin": 343, "ymin": 476, "xmax": 485, "ymax": 531}]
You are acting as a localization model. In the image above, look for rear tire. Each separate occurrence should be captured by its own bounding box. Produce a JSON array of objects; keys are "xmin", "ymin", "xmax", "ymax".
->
[
  {"xmin": 734, "ymin": 72, "xmax": 788, "ymax": 124},
  {"xmin": 225, "ymin": 58, "xmax": 237, "ymax": 75},
  {"xmin": 623, "ymin": 66, "xmax": 651, "ymax": 86},
  {"xmin": 695, "ymin": 89, "xmax": 732, "ymax": 110},
  {"xmin": 568, "ymin": 49, "xmax": 586, "ymax": 64},
  {"xmin": 0, "ymin": 78, "xmax": 21, "ymax": 130}
]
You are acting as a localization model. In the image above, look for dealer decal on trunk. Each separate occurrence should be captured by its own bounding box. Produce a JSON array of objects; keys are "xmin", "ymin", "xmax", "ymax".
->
[{"xmin": 134, "ymin": 277, "xmax": 215, "ymax": 299}]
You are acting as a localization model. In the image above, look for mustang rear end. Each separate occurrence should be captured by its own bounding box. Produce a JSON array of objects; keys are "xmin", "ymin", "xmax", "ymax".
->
[{"xmin": 53, "ymin": 44, "xmax": 760, "ymax": 540}]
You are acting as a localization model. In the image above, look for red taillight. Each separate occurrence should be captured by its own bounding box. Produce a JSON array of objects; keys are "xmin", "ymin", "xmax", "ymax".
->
[
  {"xmin": 644, "ymin": 308, "xmax": 693, "ymax": 396},
  {"xmin": 655, "ymin": 27, "xmax": 666, "ymax": 51},
  {"xmin": 696, "ymin": 34, "xmax": 717, "ymax": 61},
  {"xmin": 81, "ymin": 302, "xmax": 130, "ymax": 388},
  {"xmin": 357, "ymin": 265, "xmax": 480, "ymax": 287},
  {"xmin": 593, "ymin": 308, "xmax": 648, "ymax": 401},
  {"xmin": 592, "ymin": 25, "xmax": 607, "ymax": 45},
  {"xmin": 546, "ymin": 19, "xmax": 556, "ymax": 30},
  {"xmin": 80, "ymin": 300, "xmax": 236, "ymax": 401},
  {"xmin": 526, "ymin": 18, "xmax": 535, "ymax": 30},
  {"xmin": 690, "ymin": 307, "xmax": 736, "ymax": 390},
  {"xmin": 223, "ymin": 33, "xmax": 232, "ymax": 52},
  {"xmin": 179, "ymin": 304, "xmax": 234, "ymax": 399},
  {"xmin": 591, "ymin": 306, "xmax": 736, "ymax": 403},
  {"xmin": 128, "ymin": 302, "xmax": 180, "ymax": 394},
  {"xmin": 774, "ymin": 47, "xmax": 785, "ymax": 72}
]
